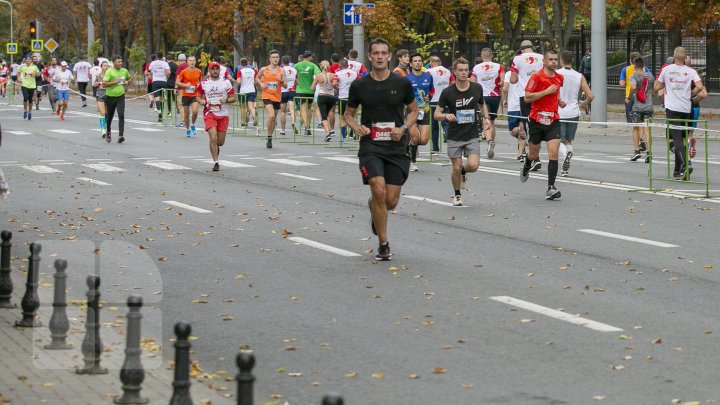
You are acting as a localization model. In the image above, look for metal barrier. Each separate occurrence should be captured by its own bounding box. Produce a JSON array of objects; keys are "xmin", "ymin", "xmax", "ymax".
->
[
  {"xmin": 281, "ymin": 96, "xmax": 316, "ymax": 145},
  {"xmin": 323, "ymin": 98, "xmax": 358, "ymax": 150}
]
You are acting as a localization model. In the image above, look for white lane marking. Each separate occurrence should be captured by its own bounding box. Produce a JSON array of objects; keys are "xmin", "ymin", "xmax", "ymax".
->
[
  {"xmin": 39, "ymin": 159, "xmax": 65, "ymax": 162},
  {"xmin": 316, "ymin": 152, "xmax": 340, "ymax": 155},
  {"xmin": 277, "ymin": 173, "xmax": 322, "ymax": 181},
  {"xmin": 22, "ymin": 165, "xmax": 63, "ymax": 173},
  {"xmin": 265, "ymin": 158, "xmax": 318, "ymax": 166},
  {"xmin": 194, "ymin": 159, "xmax": 256, "ymax": 168},
  {"xmin": 489, "ymin": 296, "xmax": 623, "ymax": 333},
  {"xmin": 50, "ymin": 162, "xmax": 75, "ymax": 166},
  {"xmin": 48, "ymin": 129, "xmax": 81, "ymax": 134},
  {"xmin": 287, "ymin": 237, "xmax": 361, "ymax": 257},
  {"xmin": 133, "ymin": 127, "xmax": 164, "ymax": 132},
  {"xmin": 7, "ymin": 130, "xmax": 32, "ymax": 135},
  {"xmin": 570, "ymin": 157, "xmax": 622, "ymax": 164},
  {"xmin": 578, "ymin": 229, "xmax": 679, "ymax": 248},
  {"xmin": 270, "ymin": 153, "xmax": 296, "ymax": 156},
  {"xmin": 480, "ymin": 159, "xmax": 506, "ymax": 163},
  {"xmin": 324, "ymin": 156, "xmax": 359, "ymax": 164},
  {"xmin": 224, "ymin": 154, "xmax": 251, "ymax": 157},
  {"xmin": 81, "ymin": 163, "xmax": 125, "ymax": 172},
  {"xmin": 86, "ymin": 158, "xmax": 111, "ymax": 161},
  {"xmin": 162, "ymin": 200, "xmax": 212, "ymax": 213},
  {"xmin": 404, "ymin": 195, "xmax": 467, "ymax": 207},
  {"xmin": 179, "ymin": 156, "xmax": 204, "ymax": 159},
  {"xmin": 77, "ymin": 177, "xmax": 112, "ymax": 186},
  {"xmin": 145, "ymin": 161, "xmax": 191, "ymax": 170},
  {"xmin": 2, "ymin": 161, "xmax": 17, "ymax": 164},
  {"xmin": 131, "ymin": 157, "xmax": 158, "ymax": 160}
]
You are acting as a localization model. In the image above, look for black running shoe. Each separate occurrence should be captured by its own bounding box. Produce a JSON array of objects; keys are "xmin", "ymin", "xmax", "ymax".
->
[
  {"xmin": 545, "ymin": 186, "xmax": 561, "ymax": 200},
  {"xmin": 212, "ymin": 162, "xmax": 220, "ymax": 171},
  {"xmin": 520, "ymin": 165, "xmax": 530, "ymax": 183},
  {"xmin": 117, "ymin": 136, "xmax": 124, "ymax": 144},
  {"xmin": 266, "ymin": 138, "xmax": 273, "ymax": 148},
  {"xmin": 530, "ymin": 159, "xmax": 542, "ymax": 171},
  {"xmin": 639, "ymin": 139, "xmax": 647, "ymax": 152},
  {"xmin": 562, "ymin": 151, "xmax": 573, "ymax": 173},
  {"xmin": 630, "ymin": 150, "xmax": 641, "ymax": 161},
  {"xmin": 368, "ymin": 197, "xmax": 377, "ymax": 235},
  {"xmin": 376, "ymin": 242, "xmax": 391, "ymax": 261},
  {"xmin": 105, "ymin": 132, "xmax": 111, "ymax": 143}
]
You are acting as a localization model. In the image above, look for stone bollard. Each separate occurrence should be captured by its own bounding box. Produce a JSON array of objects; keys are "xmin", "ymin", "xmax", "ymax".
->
[
  {"xmin": 44, "ymin": 259, "xmax": 71, "ymax": 350},
  {"xmin": 322, "ymin": 393, "xmax": 344, "ymax": 405},
  {"xmin": 236, "ymin": 352, "xmax": 255, "ymax": 405},
  {"xmin": 15, "ymin": 242, "xmax": 41, "ymax": 327},
  {"xmin": 0, "ymin": 230, "xmax": 15, "ymax": 308},
  {"xmin": 114, "ymin": 294, "xmax": 148, "ymax": 404},
  {"xmin": 169, "ymin": 321, "xmax": 193, "ymax": 405},
  {"xmin": 77, "ymin": 275, "xmax": 108, "ymax": 375}
]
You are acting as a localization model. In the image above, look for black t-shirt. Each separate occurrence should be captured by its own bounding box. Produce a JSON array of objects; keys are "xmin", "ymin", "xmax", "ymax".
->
[
  {"xmin": 168, "ymin": 62, "xmax": 178, "ymax": 86},
  {"xmin": 437, "ymin": 82, "xmax": 484, "ymax": 142},
  {"xmin": 347, "ymin": 72, "xmax": 414, "ymax": 155},
  {"xmin": 36, "ymin": 63, "xmax": 45, "ymax": 85}
]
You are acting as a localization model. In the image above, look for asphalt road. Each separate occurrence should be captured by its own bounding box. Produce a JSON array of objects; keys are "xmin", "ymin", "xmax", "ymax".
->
[{"xmin": 1, "ymin": 95, "xmax": 719, "ymax": 404}]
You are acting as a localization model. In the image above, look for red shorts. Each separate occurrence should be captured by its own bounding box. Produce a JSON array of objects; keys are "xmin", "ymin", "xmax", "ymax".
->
[{"xmin": 204, "ymin": 113, "xmax": 229, "ymax": 133}]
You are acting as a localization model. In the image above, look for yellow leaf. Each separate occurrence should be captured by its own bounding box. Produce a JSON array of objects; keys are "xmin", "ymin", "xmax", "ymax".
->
[
  {"xmin": 285, "ymin": 346, "xmax": 299, "ymax": 351},
  {"xmin": 233, "ymin": 274, "xmax": 244, "ymax": 280},
  {"xmin": 345, "ymin": 371, "xmax": 358, "ymax": 378},
  {"xmin": 276, "ymin": 367, "xmax": 287, "ymax": 373},
  {"xmin": 371, "ymin": 372, "xmax": 384, "ymax": 379},
  {"xmin": 520, "ymin": 319, "xmax": 535, "ymax": 323},
  {"xmin": 191, "ymin": 299, "xmax": 208, "ymax": 304},
  {"xmin": 421, "ymin": 321, "xmax": 434, "ymax": 326}
]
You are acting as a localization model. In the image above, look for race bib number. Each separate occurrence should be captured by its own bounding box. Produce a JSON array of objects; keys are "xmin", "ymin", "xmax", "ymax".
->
[
  {"xmin": 186, "ymin": 86, "xmax": 195, "ymax": 93},
  {"xmin": 456, "ymin": 109, "xmax": 475, "ymax": 124},
  {"xmin": 537, "ymin": 111, "xmax": 553, "ymax": 126},
  {"xmin": 418, "ymin": 110, "xmax": 424, "ymax": 120},
  {"xmin": 370, "ymin": 122, "xmax": 394, "ymax": 141},
  {"xmin": 209, "ymin": 104, "xmax": 222, "ymax": 112},
  {"xmin": 267, "ymin": 81, "xmax": 278, "ymax": 90},
  {"xmin": 118, "ymin": 77, "xmax": 125, "ymax": 85}
]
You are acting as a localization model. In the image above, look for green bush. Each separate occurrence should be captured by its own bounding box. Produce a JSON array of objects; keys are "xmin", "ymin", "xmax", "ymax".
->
[{"xmin": 608, "ymin": 50, "xmax": 627, "ymax": 67}]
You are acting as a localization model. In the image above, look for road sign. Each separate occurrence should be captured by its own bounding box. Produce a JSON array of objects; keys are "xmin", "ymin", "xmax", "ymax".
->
[
  {"xmin": 45, "ymin": 38, "xmax": 58, "ymax": 53},
  {"xmin": 6, "ymin": 43, "xmax": 18, "ymax": 55},
  {"xmin": 30, "ymin": 40, "xmax": 43, "ymax": 53},
  {"xmin": 343, "ymin": 3, "xmax": 375, "ymax": 25}
]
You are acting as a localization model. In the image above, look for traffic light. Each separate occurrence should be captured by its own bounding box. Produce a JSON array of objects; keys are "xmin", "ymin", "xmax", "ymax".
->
[{"xmin": 29, "ymin": 21, "xmax": 37, "ymax": 39}]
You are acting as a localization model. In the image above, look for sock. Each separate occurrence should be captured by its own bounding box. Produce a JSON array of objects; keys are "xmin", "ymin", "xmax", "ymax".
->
[
  {"xmin": 341, "ymin": 126, "xmax": 347, "ymax": 139},
  {"xmin": 566, "ymin": 144, "xmax": 573, "ymax": 154},
  {"xmin": 454, "ymin": 189, "xmax": 461, "ymax": 196},
  {"xmin": 548, "ymin": 159, "xmax": 558, "ymax": 187},
  {"xmin": 461, "ymin": 167, "xmax": 466, "ymax": 176},
  {"xmin": 523, "ymin": 158, "xmax": 532, "ymax": 170},
  {"xmin": 156, "ymin": 101, "xmax": 162, "ymax": 111},
  {"xmin": 411, "ymin": 145, "xmax": 418, "ymax": 163}
]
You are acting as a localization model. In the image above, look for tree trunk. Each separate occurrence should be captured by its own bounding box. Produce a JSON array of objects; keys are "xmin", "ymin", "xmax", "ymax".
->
[
  {"xmin": 143, "ymin": 0, "xmax": 154, "ymax": 58},
  {"xmin": 99, "ymin": 0, "xmax": 110, "ymax": 56},
  {"xmin": 668, "ymin": 26, "xmax": 682, "ymax": 51},
  {"xmin": 152, "ymin": 0, "xmax": 162, "ymax": 52},
  {"xmin": 455, "ymin": 10, "xmax": 470, "ymax": 58},
  {"xmin": 500, "ymin": 0, "xmax": 526, "ymax": 50},
  {"xmin": 302, "ymin": 19, "xmax": 322, "ymax": 53},
  {"xmin": 109, "ymin": 0, "xmax": 121, "ymax": 56},
  {"xmin": 322, "ymin": 0, "xmax": 344, "ymax": 54}
]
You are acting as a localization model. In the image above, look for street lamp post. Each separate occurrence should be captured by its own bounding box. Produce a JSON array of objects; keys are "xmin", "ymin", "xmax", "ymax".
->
[{"xmin": 0, "ymin": 0, "xmax": 14, "ymax": 66}]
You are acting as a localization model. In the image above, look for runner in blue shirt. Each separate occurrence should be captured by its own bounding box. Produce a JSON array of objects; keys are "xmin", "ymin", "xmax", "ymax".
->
[{"xmin": 406, "ymin": 53, "xmax": 434, "ymax": 171}]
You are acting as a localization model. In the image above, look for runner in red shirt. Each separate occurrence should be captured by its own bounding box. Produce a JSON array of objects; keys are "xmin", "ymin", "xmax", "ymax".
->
[{"xmin": 519, "ymin": 49, "xmax": 566, "ymax": 200}]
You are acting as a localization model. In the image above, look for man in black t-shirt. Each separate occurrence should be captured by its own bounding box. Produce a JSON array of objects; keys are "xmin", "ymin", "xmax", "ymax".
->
[
  {"xmin": 344, "ymin": 38, "xmax": 419, "ymax": 261},
  {"xmin": 435, "ymin": 57, "xmax": 490, "ymax": 207}
]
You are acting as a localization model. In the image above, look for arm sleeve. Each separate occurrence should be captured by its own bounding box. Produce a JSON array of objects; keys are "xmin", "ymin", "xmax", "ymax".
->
[
  {"xmin": 437, "ymin": 87, "xmax": 448, "ymax": 110},
  {"xmin": 691, "ymin": 69, "xmax": 701, "ymax": 82},
  {"xmin": 525, "ymin": 75, "xmax": 538, "ymax": 93}
]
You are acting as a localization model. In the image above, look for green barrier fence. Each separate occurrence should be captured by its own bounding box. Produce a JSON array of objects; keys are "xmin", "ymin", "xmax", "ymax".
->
[{"xmin": 160, "ymin": 88, "xmax": 180, "ymax": 127}]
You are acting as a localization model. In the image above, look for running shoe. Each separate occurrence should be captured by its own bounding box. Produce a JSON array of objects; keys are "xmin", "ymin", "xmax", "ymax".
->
[
  {"xmin": 305, "ymin": 127, "xmax": 311, "ymax": 136},
  {"xmin": 27, "ymin": 113, "xmax": 31, "ymax": 121},
  {"xmin": 105, "ymin": 132, "xmax": 111, "ymax": 143},
  {"xmin": 487, "ymin": 140, "xmax": 496, "ymax": 159},
  {"xmin": 191, "ymin": 125, "xmax": 197, "ymax": 136},
  {"xmin": 23, "ymin": 111, "xmax": 27, "ymax": 119},
  {"xmin": 212, "ymin": 162, "xmax": 220, "ymax": 172},
  {"xmin": 266, "ymin": 138, "xmax": 273, "ymax": 148},
  {"xmin": 316, "ymin": 123, "xmax": 323, "ymax": 129},
  {"xmin": 253, "ymin": 118, "xmax": 258, "ymax": 127},
  {"xmin": 292, "ymin": 122, "xmax": 298, "ymax": 135},
  {"xmin": 630, "ymin": 150, "xmax": 641, "ymax": 161},
  {"xmin": 118, "ymin": 136, "xmax": 125, "ymax": 144},
  {"xmin": 324, "ymin": 133, "xmax": 332, "ymax": 142},
  {"xmin": 376, "ymin": 242, "xmax": 391, "ymax": 261},
  {"xmin": 452, "ymin": 195, "xmax": 464, "ymax": 206},
  {"xmin": 560, "ymin": 170, "xmax": 568, "ymax": 177},
  {"xmin": 280, "ymin": 131, "xmax": 286, "ymax": 136},
  {"xmin": 167, "ymin": 111, "xmax": 172, "ymax": 117},
  {"xmin": 60, "ymin": 114, "xmax": 64, "ymax": 121},
  {"xmin": 368, "ymin": 197, "xmax": 377, "ymax": 235},
  {"xmin": 530, "ymin": 159, "xmax": 542, "ymax": 171},
  {"xmin": 639, "ymin": 138, "xmax": 647, "ymax": 152},
  {"xmin": 410, "ymin": 163, "xmax": 419, "ymax": 172},
  {"xmin": 645, "ymin": 154, "xmax": 651, "ymax": 163},
  {"xmin": 82, "ymin": 102, "xmax": 87, "ymax": 108},
  {"xmin": 689, "ymin": 137, "xmax": 697, "ymax": 158},
  {"xmin": 520, "ymin": 164, "xmax": 530, "ymax": 183},
  {"xmin": 545, "ymin": 186, "xmax": 561, "ymax": 200},
  {"xmin": 149, "ymin": 101, "xmax": 154, "ymax": 108},
  {"xmin": 185, "ymin": 129, "xmax": 191, "ymax": 138},
  {"xmin": 517, "ymin": 153, "xmax": 527, "ymax": 163},
  {"xmin": 157, "ymin": 116, "xmax": 162, "ymax": 123},
  {"xmin": 56, "ymin": 106, "xmax": 61, "ymax": 115},
  {"xmin": 562, "ymin": 151, "xmax": 573, "ymax": 173}
]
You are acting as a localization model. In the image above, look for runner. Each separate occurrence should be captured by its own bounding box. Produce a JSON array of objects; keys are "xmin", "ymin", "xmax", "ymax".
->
[
  {"xmin": 510, "ymin": 40, "xmax": 544, "ymax": 171},
  {"xmin": 44, "ymin": 57, "xmax": 59, "ymax": 113},
  {"xmin": 685, "ymin": 55, "xmax": 707, "ymax": 169},
  {"xmin": 101, "ymin": 55, "xmax": 131, "ymax": 143},
  {"xmin": 73, "ymin": 55, "xmax": 92, "ymax": 107},
  {"xmin": 174, "ymin": 54, "xmax": 188, "ymax": 115},
  {"xmin": 334, "ymin": 58, "xmax": 359, "ymax": 142},
  {"xmin": 406, "ymin": 53, "xmax": 433, "ymax": 171},
  {"xmin": 392, "ymin": 49, "xmax": 410, "ymax": 77},
  {"xmin": 32, "ymin": 54, "xmax": 44, "ymax": 110},
  {"xmin": 0, "ymin": 61, "xmax": 8, "ymax": 98},
  {"xmin": 280, "ymin": 55, "xmax": 298, "ymax": 136},
  {"xmin": 176, "ymin": 55, "xmax": 203, "ymax": 137},
  {"xmin": 471, "ymin": 48, "xmax": 504, "ymax": 159},
  {"xmin": 557, "ymin": 50, "xmax": 593, "ymax": 176},
  {"xmin": 312, "ymin": 61, "xmax": 338, "ymax": 142},
  {"xmin": 328, "ymin": 53, "xmax": 341, "ymax": 74},
  {"xmin": 293, "ymin": 51, "xmax": 320, "ymax": 136},
  {"xmin": 619, "ymin": 52, "xmax": 650, "ymax": 153},
  {"xmin": 628, "ymin": 57, "xmax": 654, "ymax": 163},
  {"xmin": 236, "ymin": 58, "xmax": 258, "ymax": 126},
  {"xmin": 17, "ymin": 56, "xmax": 40, "ymax": 120},
  {"xmin": 166, "ymin": 54, "xmax": 178, "ymax": 117},
  {"xmin": 52, "ymin": 61, "xmax": 74, "ymax": 121},
  {"xmin": 435, "ymin": 57, "xmax": 490, "ymax": 206},
  {"xmin": 346, "ymin": 49, "xmax": 368, "ymax": 77},
  {"xmin": 256, "ymin": 50, "xmax": 287, "ymax": 149},
  {"xmin": 197, "ymin": 61, "xmax": 236, "ymax": 170},
  {"xmin": 146, "ymin": 51, "xmax": 170, "ymax": 122},
  {"xmin": 144, "ymin": 55, "xmax": 155, "ymax": 108},
  {"xmin": 93, "ymin": 60, "xmax": 110, "ymax": 132},
  {"xmin": 426, "ymin": 56, "xmax": 453, "ymax": 154},
  {"xmin": 519, "ymin": 49, "xmax": 565, "ymax": 200},
  {"xmin": 344, "ymin": 38, "xmax": 419, "ymax": 261},
  {"xmin": 10, "ymin": 61, "xmax": 20, "ymax": 95},
  {"xmin": 89, "ymin": 59, "xmax": 102, "ymax": 100},
  {"xmin": 502, "ymin": 52, "xmax": 526, "ymax": 161}
]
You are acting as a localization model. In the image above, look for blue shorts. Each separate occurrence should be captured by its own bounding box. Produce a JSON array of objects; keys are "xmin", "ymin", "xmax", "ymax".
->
[
  {"xmin": 281, "ymin": 91, "xmax": 296, "ymax": 104},
  {"xmin": 508, "ymin": 111, "xmax": 521, "ymax": 131},
  {"xmin": 240, "ymin": 92, "xmax": 256, "ymax": 103},
  {"xmin": 624, "ymin": 98, "xmax": 634, "ymax": 123},
  {"xmin": 56, "ymin": 90, "xmax": 70, "ymax": 101},
  {"xmin": 483, "ymin": 96, "xmax": 500, "ymax": 121},
  {"xmin": 560, "ymin": 117, "xmax": 579, "ymax": 142},
  {"xmin": 690, "ymin": 106, "xmax": 700, "ymax": 128}
]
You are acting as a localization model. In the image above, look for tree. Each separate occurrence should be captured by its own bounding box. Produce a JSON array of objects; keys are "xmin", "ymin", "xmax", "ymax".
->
[{"xmin": 535, "ymin": 0, "xmax": 576, "ymax": 50}]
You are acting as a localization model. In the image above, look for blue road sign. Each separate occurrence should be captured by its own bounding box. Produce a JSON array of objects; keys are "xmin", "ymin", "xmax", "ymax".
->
[{"xmin": 343, "ymin": 3, "xmax": 375, "ymax": 25}]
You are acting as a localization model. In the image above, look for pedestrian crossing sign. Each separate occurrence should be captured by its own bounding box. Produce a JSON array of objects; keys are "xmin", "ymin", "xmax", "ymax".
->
[
  {"xmin": 30, "ymin": 40, "xmax": 43, "ymax": 53},
  {"xmin": 6, "ymin": 43, "xmax": 17, "ymax": 54}
]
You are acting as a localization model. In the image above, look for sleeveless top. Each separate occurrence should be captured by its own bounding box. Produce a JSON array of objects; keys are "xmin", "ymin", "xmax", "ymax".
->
[
  {"xmin": 261, "ymin": 66, "xmax": 282, "ymax": 103},
  {"xmin": 317, "ymin": 72, "xmax": 336, "ymax": 97},
  {"xmin": 558, "ymin": 67, "xmax": 582, "ymax": 119}
]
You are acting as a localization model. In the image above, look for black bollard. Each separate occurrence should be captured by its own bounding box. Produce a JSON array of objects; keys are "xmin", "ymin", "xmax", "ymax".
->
[
  {"xmin": 115, "ymin": 294, "xmax": 148, "ymax": 404},
  {"xmin": 169, "ymin": 321, "xmax": 193, "ymax": 405},
  {"xmin": 0, "ymin": 230, "xmax": 15, "ymax": 308},
  {"xmin": 236, "ymin": 352, "xmax": 255, "ymax": 405},
  {"xmin": 322, "ymin": 393, "xmax": 344, "ymax": 405},
  {"xmin": 77, "ymin": 275, "xmax": 108, "ymax": 374},
  {"xmin": 15, "ymin": 242, "xmax": 41, "ymax": 327},
  {"xmin": 44, "ymin": 259, "xmax": 71, "ymax": 349}
]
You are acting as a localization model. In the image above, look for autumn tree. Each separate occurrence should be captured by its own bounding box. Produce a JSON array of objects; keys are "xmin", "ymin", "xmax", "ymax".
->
[{"xmin": 535, "ymin": 0, "xmax": 577, "ymax": 50}]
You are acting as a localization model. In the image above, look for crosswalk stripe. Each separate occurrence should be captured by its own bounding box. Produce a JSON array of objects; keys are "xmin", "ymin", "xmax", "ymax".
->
[
  {"xmin": 265, "ymin": 158, "xmax": 318, "ymax": 166},
  {"xmin": 23, "ymin": 165, "xmax": 63, "ymax": 173},
  {"xmin": 77, "ymin": 177, "xmax": 112, "ymax": 186},
  {"xmin": 144, "ymin": 161, "xmax": 191, "ymax": 170},
  {"xmin": 81, "ymin": 163, "xmax": 125, "ymax": 172},
  {"xmin": 324, "ymin": 156, "xmax": 359, "ymax": 164},
  {"xmin": 194, "ymin": 159, "xmax": 256, "ymax": 168},
  {"xmin": 48, "ymin": 129, "xmax": 81, "ymax": 134}
]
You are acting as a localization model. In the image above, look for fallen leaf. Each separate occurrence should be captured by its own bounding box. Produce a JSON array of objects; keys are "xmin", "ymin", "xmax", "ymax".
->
[
  {"xmin": 421, "ymin": 321, "xmax": 434, "ymax": 326},
  {"xmin": 520, "ymin": 319, "xmax": 535, "ymax": 323},
  {"xmin": 611, "ymin": 365, "xmax": 625, "ymax": 370},
  {"xmin": 593, "ymin": 395, "xmax": 606, "ymax": 400},
  {"xmin": 345, "ymin": 371, "xmax": 358, "ymax": 378},
  {"xmin": 409, "ymin": 373, "xmax": 420, "ymax": 379},
  {"xmin": 285, "ymin": 346, "xmax": 299, "ymax": 351},
  {"xmin": 652, "ymin": 338, "xmax": 663, "ymax": 344},
  {"xmin": 462, "ymin": 384, "xmax": 474, "ymax": 389},
  {"xmin": 371, "ymin": 372, "xmax": 384, "ymax": 379},
  {"xmin": 432, "ymin": 367, "xmax": 447, "ymax": 374}
]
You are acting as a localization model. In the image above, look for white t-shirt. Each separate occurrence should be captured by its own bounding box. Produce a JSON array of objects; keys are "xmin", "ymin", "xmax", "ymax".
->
[
  {"xmin": 148, "ymin": 60, "xmax": 170, "ymax": 82},
  {"xmin": 11, "ymin": 63, "xmax": 19, "ymax": 76},
  {"xmin": 510, "ymin": 52, "xmax": 544, "ymax": 97},
  {"xmin": 347, "ymin": 60, "xmax": 366, "ymax": 75},
  {"xmin": 657, "ymin": 64, "xmax": 701, "ymax": 113},
  {"xmin": 558, "ymin": 67, "xmax": 582, "ymax": 119},
  {"xmin": 426, "ymin": 66, "xmax": 453, "ymax": 103},
  {"xmin": 53, "ymin": 70, "xmax": 73, "ymax": 91},
  {"xmin": 90, "ymin": 66, "xmax": 103, "ymax": 87},
  {"xmin": 73, "ymin": 61, "xmax": 92, "ymax": 82},
  {"xmin": 335, "ymin": 68, "xmax": 359, "ymax": 99},
  {"xmin": 472, "ymin": 62, "xmax": 504, "ymax": 97},
  {"xmin": 504, "ymin": 71, "xmax": 521, "ymax": 112},
  {"xmin": 47, "ymin": 66, "xmax": 59, "ymax": 88},
  {"xmin": 237, "ymin": 67, "xmax": 257, "ymax": 94},
  {"xmin": 198, "ymin": 78, "xmax": 235, "ymax": 117},
  {"xmin": 282, "ymin": 66, "xmax": 298, "ymax": 93}
]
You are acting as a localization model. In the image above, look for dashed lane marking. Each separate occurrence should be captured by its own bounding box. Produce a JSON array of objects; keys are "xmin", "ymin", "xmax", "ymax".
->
[
  {"xmin": 277, "ymin": 173, "xmax": 322, "ymax": 181},
  {"xmin": 286, "ymin": 237, "xmax": 361, "ymax": 257},
  {"xmin": 577, "ymin": 229, "xmax": 680, "ymax": 248},
  {"xmin": 77, "ymin": 177, "xmax": 112, "ymax": 186},
  {"xmin": 162, "ymin": 200, "xmax": 212, "ymax": 213}
]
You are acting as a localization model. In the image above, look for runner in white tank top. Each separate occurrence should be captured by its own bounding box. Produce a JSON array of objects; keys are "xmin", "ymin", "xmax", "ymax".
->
[
  {"xmin": 470, "ymin": 48, "xmax": 504, "ymax": 158},
  {"xmin": 557, "ymin": 51, "xmax": 593, "ymax": 177}
]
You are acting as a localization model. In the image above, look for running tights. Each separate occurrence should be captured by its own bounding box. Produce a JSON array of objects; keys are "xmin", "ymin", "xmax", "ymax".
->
[{"xmin": 105, "ymin": 94, "xmax": 126, "ymax": 136}]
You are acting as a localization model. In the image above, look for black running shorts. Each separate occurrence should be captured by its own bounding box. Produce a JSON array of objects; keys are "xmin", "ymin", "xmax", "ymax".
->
[
  {"xmin": 359, "ymin": 152, "xmax": 410, "ymax": 186},
  {"xmin": 528, "ymin": 119, "xmax": 561, "ymax": 145}
]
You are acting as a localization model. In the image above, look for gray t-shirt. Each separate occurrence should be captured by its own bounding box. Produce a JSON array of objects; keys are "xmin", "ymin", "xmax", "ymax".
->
[{"xmin": 630, "ymin": 71, "xmax": 654, "ymax": 112}]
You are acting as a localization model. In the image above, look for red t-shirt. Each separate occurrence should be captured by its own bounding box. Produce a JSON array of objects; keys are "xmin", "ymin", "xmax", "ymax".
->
[
  {"xmin": 328, "ymin": 64, "xmax": 340, "ymax": 74},
  {"xmin": 525, "ymin": 69, "xmax": 564, "ymax": 122}
]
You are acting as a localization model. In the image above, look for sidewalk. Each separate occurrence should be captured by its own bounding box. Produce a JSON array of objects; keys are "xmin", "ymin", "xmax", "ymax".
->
[{"xmin": 0, "ymin": 261, "xmax": 234, "ymax": 405}]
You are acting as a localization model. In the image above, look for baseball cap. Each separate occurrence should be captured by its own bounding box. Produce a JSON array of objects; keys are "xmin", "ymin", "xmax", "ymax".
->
[
  {"xmin": 60, "ymin": 61, "xmax": 68, "ymax": 66},
  {"xmin": 207, "ymin": 61, "xmax": 221, "ymax": 69},
  {"xmin": 178, "ymin": 53, "xmax": 187, "ymax": 61},
  {"xmin": 303, "ymin": 50, "xmax": 313, "ymax": 58},
  {"xmin": 520, "ymin": 40, "xmax": 533, "ymax": 49}
]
